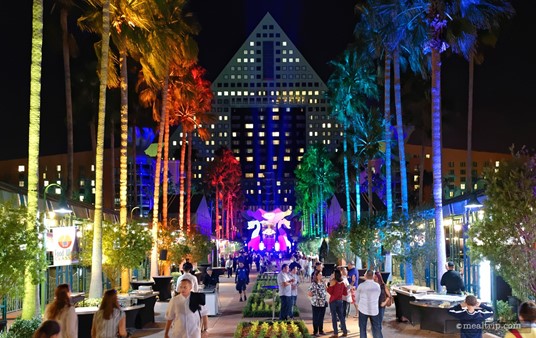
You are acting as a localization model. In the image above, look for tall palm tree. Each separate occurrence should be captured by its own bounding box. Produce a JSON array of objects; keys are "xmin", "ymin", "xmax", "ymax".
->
[
  {"xmin": 77, "ymin": 0, "xmax": 112, "ymax": 299},
  {"xmin": 22, "ymin": 0, "xmax": 44, "ymax": 319}
]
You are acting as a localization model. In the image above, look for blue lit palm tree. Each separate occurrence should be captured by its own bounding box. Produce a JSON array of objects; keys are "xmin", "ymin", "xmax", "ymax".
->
[{"xmin": 327, "ymin": 46, "xmax": 378, "ymax": 228}]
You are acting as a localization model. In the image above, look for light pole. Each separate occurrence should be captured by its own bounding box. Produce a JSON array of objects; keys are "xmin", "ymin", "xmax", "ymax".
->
[
  {"xmin": 41, "ymin": 183, "xmax": 72, "ymax": 312},
  {"xmin": 463, "ymin": 193, "xmax": 482, "ymax": 295}
]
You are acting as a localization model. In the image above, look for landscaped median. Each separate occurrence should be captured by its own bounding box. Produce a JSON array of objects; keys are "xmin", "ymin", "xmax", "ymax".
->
[
  {"xmin": 234, "ymin": 320, "xmax": 312, "ymax": 338},
  {"xmin": 242, "ymin": 273, "xmax": 299, "ymax": 318}
]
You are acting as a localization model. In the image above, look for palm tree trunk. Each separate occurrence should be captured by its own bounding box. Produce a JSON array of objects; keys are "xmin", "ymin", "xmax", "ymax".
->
[
  {"xmin": 119, "ymin": 52, "xmax": 130, "ymax": 293},
  {"xmin": 432, "ymin": 48, "xmax": 446, "ymax": 289},
  {"xmin": 215, "ymin": 185, "xmax": 220, "ymax": 239},
  {"xmin": 419, "ymin": 131, "xmax": 425, "ymax": 205},
  {"xmin": 150, "ymin": 75, "xmax": 168, "ymax": 278},
  {"xmin": 393, "ymin": 48, "xmax": 409, "ymax": 217},
  {"xmin": 186, "ymin": 132, "xmax": 192, "ymax": 234},
  {"xmin": 353, "ymin": 140, "xmax": 361, "ymax": 222},
  {"xmin": 22, "ymin": 0, "xmax": 43, "ymax": 319},
  {"xmin": 61, "ymin": 7, "xmax": 74, "ymax": 199},
  {"xmin": 367, "ymin": 163, "xmax": 373, "ymax": 215},
  {"xmin": 466, "ymin": 56, "xmax": 474, "ymax": 193},
  {"xmin": 178, "ymin": 132, "xmax": 187, "ymax": 232},
  {"xmin": 384, "ymin": 54, "xmax": 393, "ymax": 219},
  {"xmin": 343, "ymin": 124, "xmax": 351, "ymax": 229},
  {"xmin": 110, "ymin": 118, "xmax": 115, "ymax": 206},
  {"xmin": 162, "ymin": 110, "xmax": 170, "ymax": 230},
  {"xmin": 89, "ymin": 0, "xmax": 111, "ymax": 299}
]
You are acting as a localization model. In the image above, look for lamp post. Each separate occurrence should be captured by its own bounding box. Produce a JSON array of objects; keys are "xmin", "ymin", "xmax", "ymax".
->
[
  {"xmin": 463, "ymin": 193, "xmax": 482, "ymax": 295},
  {"xmin": 41, "ymin": 183, "xmax": 72, "ymax": 312}
]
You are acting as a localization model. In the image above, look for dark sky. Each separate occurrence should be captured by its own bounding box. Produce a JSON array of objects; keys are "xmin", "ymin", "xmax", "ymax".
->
[{"xmin": 1, "ymin": 0, "xmax": 534, "ymax": 160}]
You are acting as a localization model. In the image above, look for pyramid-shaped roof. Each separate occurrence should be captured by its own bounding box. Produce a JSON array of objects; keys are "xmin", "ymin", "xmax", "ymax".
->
[{"xmin": 212, "ymin": 12, "xmax": 326, "ymax": 92}]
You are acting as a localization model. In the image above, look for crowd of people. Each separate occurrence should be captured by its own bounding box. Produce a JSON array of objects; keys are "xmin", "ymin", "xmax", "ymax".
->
[{"xmin": 27, "ymin": 251, "xmax": 536, "ymax": 338}]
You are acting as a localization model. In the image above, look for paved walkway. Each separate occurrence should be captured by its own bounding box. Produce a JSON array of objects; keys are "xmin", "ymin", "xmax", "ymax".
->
[{"xmin": 130, "ymin": 271, "xmax": 462, "ymax": 338}]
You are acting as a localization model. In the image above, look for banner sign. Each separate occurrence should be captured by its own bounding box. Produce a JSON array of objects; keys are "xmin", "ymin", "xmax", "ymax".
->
[{"xmin": 52, "ymin": 226, "xmax": 76, "ymax": 266}]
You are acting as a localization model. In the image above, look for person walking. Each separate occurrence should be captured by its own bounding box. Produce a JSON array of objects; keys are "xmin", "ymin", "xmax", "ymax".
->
[
  {"xmin": 374, "ymin": 272, "xmax": 392, "ymax": 329},
  {"xmin": 356, "ymin": 270, "xmax": 382, "ymax": 338},
  {"xmin": 327, "ymin": 269, "xmax": 348, "ymax": 338},
  {"xmin": 308, "ymin": 271, "xmax": 328, "ymax": 337},
  {"xmin": 33, "ymin": 320, "xmax": 61, "ymax": 338},
  {"xmin": 165, "ymin": 279, "xmax": 209, "ymax": 338},
  {"xmin": 176, "ymin": 262, "xmax": 199, "ymax": 293},
  {"xmin": 43, "ymin": 284, "xmax": 78, "ymax": 338},
  {"xmin": 235, "ymin": 261, "xmax": 249, "ymax": 302},
  {"xmin": 225, "ymin": 256, "xmax": 233, "ymax": 278},
  {"xmin": 289, "ymin": 265, "xmax": 300, "ymax": 318},
  {"xmin": 277, "ymin": 263, "xmax": 294, "ymax": 320},
  {"xmin": 91, "ymin": 289, "xmax": 128, "ymax": 338}
]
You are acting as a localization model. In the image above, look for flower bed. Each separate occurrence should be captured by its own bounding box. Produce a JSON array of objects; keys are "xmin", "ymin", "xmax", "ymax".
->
[{"xmin": 234, "ymin": 320, "xmax": 312, "ymax": 338}]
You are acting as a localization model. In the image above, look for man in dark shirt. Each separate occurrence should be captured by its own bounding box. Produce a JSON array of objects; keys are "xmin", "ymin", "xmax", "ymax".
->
[
  {"xmin": 440, "ymin": 261, "xmax": 465, "ymax": 294},
  {"xmin": 202, "ymin": 267, "xmax": 219, "ymax": 290}
]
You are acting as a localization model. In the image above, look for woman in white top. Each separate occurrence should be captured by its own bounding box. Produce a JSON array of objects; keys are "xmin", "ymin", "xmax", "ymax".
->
[
  {"xmin": 340, "ymin": 267, "xmax": 353, "ymax": 317},
  {"xmin": 289, "ymin": 265, "xmax": 300, "ymax": 318},
  {"xmin": 43, "ymin": 284, "xmax": 78, "ymax": 338},
  {"xmin": 91, "ymin": 289, "xmax": 127, "ymax": 338}
]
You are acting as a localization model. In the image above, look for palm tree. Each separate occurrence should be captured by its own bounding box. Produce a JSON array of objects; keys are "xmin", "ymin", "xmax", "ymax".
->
[
  {"xmin": 168, "ymin": 65, "xmax": 212, "ymax": 234},
  {"xmin": 22, "ymin": 0, "xmax": 44, "ymax": 319},
  {"xmin": 327, "ymin": 47, "xmax": 378, "ymax": 228},
  {"xmin": 77, "ymin": 0, "xmax": 112, "ymax": 299}
]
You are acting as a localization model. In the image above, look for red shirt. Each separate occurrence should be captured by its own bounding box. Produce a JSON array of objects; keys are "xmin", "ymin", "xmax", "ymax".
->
[{"xmin": 327, "ymin": 281, "xmax": 348, "ymax": 303}]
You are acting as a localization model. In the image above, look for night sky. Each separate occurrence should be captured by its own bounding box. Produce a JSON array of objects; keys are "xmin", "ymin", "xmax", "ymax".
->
[{"xmin": 1, "ymin": 0, "xmax": 534, "ymax": 161}]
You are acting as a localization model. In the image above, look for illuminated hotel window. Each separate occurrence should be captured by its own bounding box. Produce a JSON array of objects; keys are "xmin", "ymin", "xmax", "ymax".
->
[
  {"xmin": 272, "ymin": 132, "xmax": 280, "ymax": 137},
  {"xmin": 272, "ymin": 115, "xmax": 279, "ymax": 120},
  {"xmin": 273, "ymin": 107, "xmax": 279, "ymax": 112},
  {"xmin": 232, "ymin": 132, "xmax": 237, "ymax": 137},
  {"xmin": 257, "ymin": 182, "xmax": 261, "ymax": 186},
  {"xmin": 246, "ymin": 148, "xmax": 253, "ymax": 153},
  {"xmin": 258, "ymin": 173, "xmax": 264, "ymax": 178},
  {"xmin": 237, "ymin": 58, "xmax": 241, "ymax": 63},
  {"xmin": 282, "ymin": 41, "xmax": 287, "ymax": 46},
  {"xmin": 247, "ymin": 132, "xmax": 253, "ymax": 137},
  {"xmin": 91, "ymin": 180, "xmax": 95, "ymax": 186},
  {"xmin": 426, "ymin": 153, "xmax": 431, "ymax": 159},
  {"xmin": 91, "ymin": 165, "xmax": 95, "ymax": 171},
  {"xmin": 314, "ymin": 131, "xmax": 318, "ymax": 136},
  {"xmin": 284, "ymin": 197, "xmax": 288, "ymax": 202},
  {"xmin": 246, "ymin": 157, "xmax": 253, "ymax": 162},
  {"xmin": 414, "ymin": 175, "xmax": 419, "ymax": 182},
  {"xmin": 211, "ymin": 140, "xmax": 215, "ymax": 145},
  {"xmin": 245, "ymin": 123, "xmax": 254, "ymax": 129},
  {"xmin": 42, "ymin": 173, "xmax": 46, "ymax": 179},
  {"xmin": 260, "ymin": 140, "xmax": 265, "ymax": 145},
  {"xmin": 244, "ymin": 50, "xmax": 248, "ymax": 54},
  {"xmin": 314, "ymin": 91, "xmax": 319, "ymax": 95},
  {"xmin": 283, "ymin": 50, "xmax": 287, "ymax": 54},
  {"xmin": 461, "ymin": 183, "xmax": 466, "ymax": 190},
  {"xmin": 224, "ymin": 91, "xmax": 228, "ymax": 96},
  {"xmin": 309, "ymin": 131, "xmax": 313, "ymax": 136},
  {"xmin": 80, "ymin": 180, "xmax": 85, "ymax": 186},
  {"xmin": 295, "ymin": 58, "xmax": 300, "ymax": 62},
  {"xmin": 449, "ymin": 191, "xmax": 454, "ymax": 197},
  {"xmin": 250, "ymin": 41, "xmax": 254, "ymax": 46},
  {"xmin": 205, "ymin": 140, "xmax": 210, "ymax": 145},
  {"xmin": 44, "ymin": 180, "xmax": 49, "ymax": 187},
  {"xmin": 273, "ymin": 156, "xmax": 278, "ymax": 161},
  {"xmin": 272, "ymin": 165, "xmax": 277, "ymax": 169},
  {"xmin": 259, "ymin": 132, "xmax": 265, "ymax": 137},
  {"xmin": 414, "ymin": 185, "xmax": 420, "ymax": 190},
  {"xmin": 273, "ymin": 140, "xmax": 280, "ymax": 145},
  {"xmin": 245, "ymin": 173, "xmax": 254, "ymax": 178},
  {"xmin": 260, "ymin": 164, "xmax": 265, "ymax": 170},
  {"xmin": 289, "ymin": 58, "xmax": 293, "ymax": 62},
  {"xmin": 284, "ymin": 156, "xmax": 290, "ymax": 162},
  {"xmin": 298, "ymin": 156, "xmax": 303, "ymax": 161},
  {"xmin": 289, "ymin": 50, "xmax": 294, "ymax": 54},
  {"xmin": 18, "ymin": 181, "xmax": 24, "ymax": 187},
  {"xmin": 495, "ymin": 161, "xmax": 500, "ymax": 167},
  {"xmin": 282, "ymin": 58, "xmax": 287, "ymax": 63},
  {"xmin": 276, "ymin": 181, "xmax": 281, "ymax": 186},
  {"xmin": 231, "ymin": 91, "xmax": 235, "ymax": 96}
]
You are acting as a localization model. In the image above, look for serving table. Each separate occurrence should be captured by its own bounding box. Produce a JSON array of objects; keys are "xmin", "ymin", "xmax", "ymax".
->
[
  {"xmin": 199, "ymin": 287, "xmax": 219, "ymax": 316},
  {"xmin": 76, "ymin": 304, "xmax": 145, "ymax": 338},
  {"xmin": 130, "ymin": 280, "xmax": 154, "ymax": 290},
  {"xmin": 129, "ymin": 291, "xmax": 159, "ymax": 328}
]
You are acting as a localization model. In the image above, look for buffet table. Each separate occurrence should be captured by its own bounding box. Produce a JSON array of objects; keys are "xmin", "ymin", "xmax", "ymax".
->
[
  {"xmin": 392, "ymin": 286, "xmax": 465, "ymax": 334},
  {"xmin": 129, "ymin": 292, "xmax": 159, "ymax": 328},
  {"xmin": 76, "ymin": 304, "xmax": 145, "ymax": 338},
  {"xmin": 131, "ymin": 280, "xmax": 155, "ymax": 290}
]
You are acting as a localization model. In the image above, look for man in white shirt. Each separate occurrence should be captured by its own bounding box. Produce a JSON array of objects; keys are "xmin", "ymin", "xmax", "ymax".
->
[
  {"xmin": 176, "ymin": 262, "xmax": 199, "ymax": 293},
  {"xmin": 165, "ymin": 279, "xmax": 208, "ymax": 338},
  {"xmin": 277, "ymin": 263, "xmax": 294, "ymax": 320},
  {"xmin": 355, "ymin": 270, "xmax": 382, "ymax": 338}
]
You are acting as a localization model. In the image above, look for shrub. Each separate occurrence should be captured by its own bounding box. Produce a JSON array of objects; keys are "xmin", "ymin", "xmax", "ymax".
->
[{"xmin": 3, "ymin": 317, "xmax": 41, "ymax": 338}]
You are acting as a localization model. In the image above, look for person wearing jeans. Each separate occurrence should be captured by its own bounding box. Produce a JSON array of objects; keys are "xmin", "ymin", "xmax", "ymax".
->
[
  {"xmin": 327, "ymin": 269, "xmax": 348, "ymax": 338},
  {"xmin": 277, "ymin": 264, "xmax": 294, "ymax": 320},
  {"xmin": 356, "ymin": 270, "xmax": 382, "ymax": 338}
]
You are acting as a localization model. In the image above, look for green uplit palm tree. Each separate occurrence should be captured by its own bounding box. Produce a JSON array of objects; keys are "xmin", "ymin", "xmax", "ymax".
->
[
  {"xmin": 22, "ymin": 0, "xmax": 45, "ymax": 319},
  {"xmin": 77, "ymin": 0, "xmax": 112, "ymax": 299}
]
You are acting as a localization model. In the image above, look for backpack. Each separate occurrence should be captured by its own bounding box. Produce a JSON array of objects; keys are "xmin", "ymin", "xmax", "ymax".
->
[{"xmin": 237, "ymin": 268, "xmax": 248, "ymax": 282}]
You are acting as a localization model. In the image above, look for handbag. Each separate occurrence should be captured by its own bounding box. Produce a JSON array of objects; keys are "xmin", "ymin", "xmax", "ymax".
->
[{"xmin": 384, "ymin": 285, "xmax": 393, "ymax": 307}]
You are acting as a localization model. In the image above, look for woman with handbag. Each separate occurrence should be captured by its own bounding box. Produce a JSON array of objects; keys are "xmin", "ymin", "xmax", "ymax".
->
[{"xmin": 374, "ymin": 272, "xmax": 392, "ymax": 325}]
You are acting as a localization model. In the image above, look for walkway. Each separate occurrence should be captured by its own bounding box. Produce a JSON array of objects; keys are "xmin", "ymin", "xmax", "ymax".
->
[{"xmin": 130, "ymin": 271, "xmax": 463, "ymax": 338}]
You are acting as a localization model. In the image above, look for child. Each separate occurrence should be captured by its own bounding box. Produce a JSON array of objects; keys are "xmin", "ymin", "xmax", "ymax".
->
[
  {"xmin": 504, "ymin": 300, "xmax": 536, "ymax": 338},
  {"xmin": 165, "ymin": 279, "xmax": 208, "ymax": 338},
  {"xmin": 448, "ymin": 295, "xmax": 494, "ymax": 338},
  {"xmin": 235, "ymin": 261, "xmax": 249, "ymax": 302}
]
